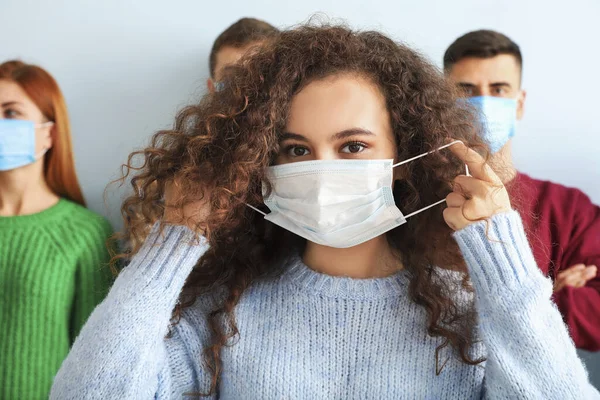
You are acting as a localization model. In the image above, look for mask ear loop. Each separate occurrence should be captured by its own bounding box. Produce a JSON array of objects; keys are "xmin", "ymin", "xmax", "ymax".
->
[
  {"xmin": 392, "ymin": 140, "xmax": 464, "ymax": 168},
  {"xmin": 392, "ymin": 140, "xmax": 469, "ymax": 219},
  {"xmin": 246, "ymin": 204, "xmax": 267, "ymax": 216},
  {"xmin": 34, "ymin": 121, "xmax": 54, "ymax": 159}
]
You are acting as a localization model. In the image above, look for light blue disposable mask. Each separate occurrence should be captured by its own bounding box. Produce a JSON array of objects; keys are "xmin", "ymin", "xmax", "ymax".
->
[
  {"xmin": 465, "ymin": 96, "xmax": 517, "ymax": 153},
  {"xmin": 0, "ymin": 119, "xmax": 52, "ymax": 171},
  {"xmin": 247, "ymin": 141, "xmax": 468, "ymax": 248}
]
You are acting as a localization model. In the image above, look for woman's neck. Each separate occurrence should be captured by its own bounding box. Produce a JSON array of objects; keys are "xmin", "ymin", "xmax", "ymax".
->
[
  {"xmin": 302, "ymin": 235, "xmax": 402, "ymax": 279},
  {"xmin": 0, "ymin": 162, "xmax": 59, "ymax": 216}
]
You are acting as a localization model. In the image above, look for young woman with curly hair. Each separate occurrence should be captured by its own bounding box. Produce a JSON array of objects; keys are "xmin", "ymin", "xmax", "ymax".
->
[{"xmin": 51, "ymin": 25, "xmax": 598, "ymax": 399}]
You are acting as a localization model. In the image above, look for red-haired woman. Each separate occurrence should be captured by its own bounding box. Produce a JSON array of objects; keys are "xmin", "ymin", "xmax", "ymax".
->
[{"xmin": 0, "ymin": 60, "xmax": 113, "ymax": 399}]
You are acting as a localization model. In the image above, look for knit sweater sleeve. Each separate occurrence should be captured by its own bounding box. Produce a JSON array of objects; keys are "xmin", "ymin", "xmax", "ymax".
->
[
  {"xmin": 50, "ymin": 223, "xmax": 210, "ymax": 399},
  {"xmin": 453, "ymin": 211, "xmax": 600, "ymax": 399},
  {"xmin": 70, "ymin": 216, "xmax": 115, "ymax": 341},
  {"xmin": 553, "ymin": 189, "xmax": 600, "ymax": 351}
]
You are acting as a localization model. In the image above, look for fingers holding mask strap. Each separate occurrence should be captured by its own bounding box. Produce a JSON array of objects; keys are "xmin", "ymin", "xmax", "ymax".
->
[{"xmin": 446, "ymin": 192, "xmax": 466, "ymax": 208}]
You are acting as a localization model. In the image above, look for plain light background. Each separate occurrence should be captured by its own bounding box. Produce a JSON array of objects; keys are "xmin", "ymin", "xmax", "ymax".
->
[{"xmin": 1, "ymin": 0, "xmax": 599, "ymax": 386}]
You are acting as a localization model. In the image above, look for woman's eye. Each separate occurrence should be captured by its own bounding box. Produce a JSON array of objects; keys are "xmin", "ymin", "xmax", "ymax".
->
[
  {"xmin": 341, "ymin": 142, "xmax": 366, "ymax": 154},
  {"xmin": 286, "ymin": 145, "xmax": 310, "ymax": 157},
  {"xmin": 459, "ymin": 85, "xmax": 474, "ymax": 97},
  {"xmin": 3, "ymin": 109, "xmax": 18, "ymax": 118}
]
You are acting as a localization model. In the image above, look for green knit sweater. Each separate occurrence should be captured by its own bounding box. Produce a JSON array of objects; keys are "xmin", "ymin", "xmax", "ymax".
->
[{"xmin": 0, "ymin": 199, "xmax": 114, "ymax": 399}]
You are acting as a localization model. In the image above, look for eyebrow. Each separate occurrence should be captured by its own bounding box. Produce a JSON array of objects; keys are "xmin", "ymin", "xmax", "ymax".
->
[
  {"xmin": 457, "ymin": 82, "xmax": 512, "ymax": 89},
  {"xmin": 1, "ymin": 101, "xmax": 23, "ymax": 108},
  {"xmin": 490, "ymin": 82, "xmax": 512, "ymax": 88},
  {"xmin": 219, "ymin": 65, "xmax": 236, "ymax": 77},
  {"xmin": 280, "ymin": 128, "xmax": 376, "ymax": 143}
]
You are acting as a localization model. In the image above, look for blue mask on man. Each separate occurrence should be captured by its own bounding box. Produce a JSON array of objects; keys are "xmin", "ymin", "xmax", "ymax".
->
[
  {"xmin": 0, "ymin": 119, "xmax": 50, "ymax": 171},
  {"xmin": 465, "ymin": 96, "xmax": 517, "ymax": 153}
]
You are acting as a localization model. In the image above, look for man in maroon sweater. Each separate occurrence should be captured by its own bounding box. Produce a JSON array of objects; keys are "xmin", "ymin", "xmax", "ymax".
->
[{"xmin": 444, "ymin": 30, "xmax": 600, "ymax": 351}]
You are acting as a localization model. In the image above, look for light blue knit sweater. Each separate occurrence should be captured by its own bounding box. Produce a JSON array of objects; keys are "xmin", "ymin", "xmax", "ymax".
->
[{"xmin": 50, "ymin": 212, "xmax": 599, "ymax": 399}]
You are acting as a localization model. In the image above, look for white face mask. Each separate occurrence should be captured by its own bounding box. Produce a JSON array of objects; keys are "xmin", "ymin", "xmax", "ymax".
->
[{"xmin": 248, "ymin": 141, "xmax": 466, "ymax": 248}]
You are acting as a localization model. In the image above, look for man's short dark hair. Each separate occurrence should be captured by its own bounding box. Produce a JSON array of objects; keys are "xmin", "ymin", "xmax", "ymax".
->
[
  {"xmin": 443, "ymin": 30, "xmax": 522, "ymax": 73},
  {"xmin": 209, "ymin": 18, "xmax": 279, "ymax": 78}
]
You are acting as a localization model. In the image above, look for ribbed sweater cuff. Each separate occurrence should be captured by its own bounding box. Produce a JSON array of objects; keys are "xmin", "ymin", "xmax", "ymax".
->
[
  {"xmin": 453, "ymin": 211, "xmax": 552, "ymax": 302},
  {"xmin": 113, "ymin": 222, "xmax": 209, "ymax": 301}
]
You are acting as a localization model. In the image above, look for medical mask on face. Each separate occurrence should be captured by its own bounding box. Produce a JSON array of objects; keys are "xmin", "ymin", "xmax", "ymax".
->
[
  {"xmin": 465, "ymin": 96, "xmax": 517, "ymax": 153},
  {"xmin": 0, "ymin": 119, "xmax": 52, "ymax": 171},
  {"xmin": 247, "ymin": 141, "xmax": 466, "ymax": 248}
]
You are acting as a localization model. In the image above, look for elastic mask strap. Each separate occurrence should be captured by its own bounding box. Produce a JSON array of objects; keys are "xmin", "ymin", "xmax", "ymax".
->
[
  {"xmin": 403, "ymin": 199, "xmax": 447, "ymax": 219},
  {"xmin": 392, "ymin": 140, "xmax": 463, "ymax": 168},
  {"xmin": 394, "ymin": 140, "xmax": 469, "ymax": 219},
  {"xmin": 33, "ymin": 122, "xmax": 54, "ymax": 160},
  {"xmin": 246, "ymin": 203, "xmax": 267, "ymax": 216},
  {"xmin": 34, "ymin": 148, "xmax": 49, "ymax": 159}
]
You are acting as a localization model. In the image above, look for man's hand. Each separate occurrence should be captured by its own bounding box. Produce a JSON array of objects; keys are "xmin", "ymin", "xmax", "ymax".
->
[{"xmin": 554, "ymin": 264, "xmax": 598, "ymax": 292}]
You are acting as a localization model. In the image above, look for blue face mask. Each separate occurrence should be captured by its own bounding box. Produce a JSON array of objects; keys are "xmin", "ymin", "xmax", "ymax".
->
[
  {"xmin": 0, "ymin": 119, "xmax": 50, "ymax": 171},
  {"xmin": 465, "ymin": 96, "xmax": 517, "ymax": 153}
]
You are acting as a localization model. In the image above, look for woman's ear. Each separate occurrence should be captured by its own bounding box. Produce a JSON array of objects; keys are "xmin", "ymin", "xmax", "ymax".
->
[
  {"xmin": 207, "ymin": 78, "xmax": 216, "ymax": 94},
  {"xmin": 41, "ymin": 123, "xmax": 54, "ymax": 151}
]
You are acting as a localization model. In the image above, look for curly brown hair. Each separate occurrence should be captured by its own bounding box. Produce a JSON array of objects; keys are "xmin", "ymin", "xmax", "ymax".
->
[{"xmin": 118, "ymin": 24, "xmax": 488, "ymax": 395}]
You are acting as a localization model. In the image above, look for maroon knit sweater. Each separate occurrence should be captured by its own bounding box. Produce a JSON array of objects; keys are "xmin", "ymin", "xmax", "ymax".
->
[{"xmin": 509, "ymin": 172, "xmax": 600, "ymax": 351}]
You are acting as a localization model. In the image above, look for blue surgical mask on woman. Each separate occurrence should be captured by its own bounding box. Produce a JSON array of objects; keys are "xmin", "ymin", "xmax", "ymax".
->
[
  {"xmin": 0, "ymin": 119, "xmax": 52, "ymax": 171},
  {"xmin": 465, "ymin": 96, "xmax": 517, "ymax": 153}
]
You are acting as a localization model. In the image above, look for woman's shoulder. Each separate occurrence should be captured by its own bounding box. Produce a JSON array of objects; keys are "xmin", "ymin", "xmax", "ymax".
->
[
  {"xmin": 59, "ymin": 199, "xmax": 114, "ymax": 237},
  {"xmin": 50, "ymin": 200, "xmax": 114, "ymax": 256}
]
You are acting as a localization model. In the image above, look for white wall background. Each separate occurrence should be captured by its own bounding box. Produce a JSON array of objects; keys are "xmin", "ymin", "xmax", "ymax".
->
[
  {"xmin": 1, "ymin": 0, "xmax": 598, "ymax": 230},
  {"xmin": 2, "ymin": 0, "xmax": 599, "ymax": 383}
]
